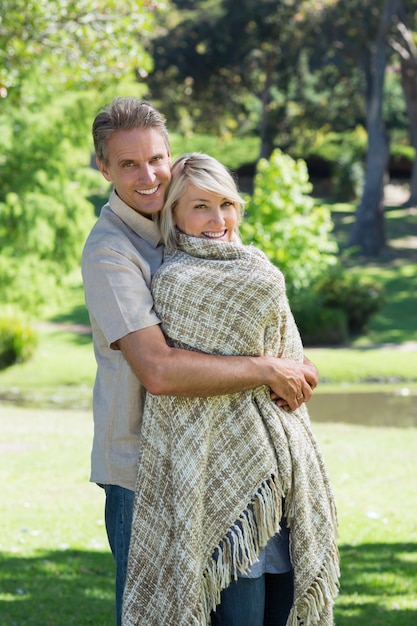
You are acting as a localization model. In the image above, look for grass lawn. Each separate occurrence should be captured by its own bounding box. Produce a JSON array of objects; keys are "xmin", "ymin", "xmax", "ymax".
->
[
  {"xmin": 1, "ymin": 408, "xmax": 416, "ymax": 625},
  {"xmin": 0, "ymin": 407, "xmax": 114, "ymax": 626}
]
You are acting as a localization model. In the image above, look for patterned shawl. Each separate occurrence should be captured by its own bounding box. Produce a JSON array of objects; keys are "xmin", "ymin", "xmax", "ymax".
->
[{"xmin": 122, "ymin": 233, "xmax": 339, "ymax": 626}]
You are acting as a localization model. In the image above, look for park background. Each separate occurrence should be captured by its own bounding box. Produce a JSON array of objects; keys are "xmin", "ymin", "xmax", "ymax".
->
[{"xmin": 0, "ymin": 1, "xmax": 416, "ymax": 625}]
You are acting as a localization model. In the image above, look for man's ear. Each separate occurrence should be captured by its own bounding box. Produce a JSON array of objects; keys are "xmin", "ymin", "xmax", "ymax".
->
[{"xmin": 96, "ymin": 157, "xmax": 112, "ymax": 182}]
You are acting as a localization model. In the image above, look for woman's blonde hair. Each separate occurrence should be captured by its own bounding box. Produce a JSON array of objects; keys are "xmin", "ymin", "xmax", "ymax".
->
[{"xmin": 158, "ymin": 153, "xmax": 245, "ymax": 248}]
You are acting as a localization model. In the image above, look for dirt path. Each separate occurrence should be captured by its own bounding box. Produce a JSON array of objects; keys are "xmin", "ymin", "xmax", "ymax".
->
[{"xmin": 34, "ymin": 321, "xmax": 91, "ymax": 334}]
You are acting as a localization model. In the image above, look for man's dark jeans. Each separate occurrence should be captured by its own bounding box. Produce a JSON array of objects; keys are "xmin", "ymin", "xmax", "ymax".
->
[{"xmin": 103, "ymin": 485, "xmax": 134, "ymax": 626}]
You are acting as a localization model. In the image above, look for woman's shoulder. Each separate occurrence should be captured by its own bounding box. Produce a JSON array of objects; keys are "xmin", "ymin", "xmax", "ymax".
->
[{"xmin": 245, "ymin": 244, "xmax": 284, "ymax": 275}]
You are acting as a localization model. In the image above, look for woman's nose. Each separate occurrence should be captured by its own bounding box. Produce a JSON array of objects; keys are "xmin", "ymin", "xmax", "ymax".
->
[{"xmin": 210, "ymin": 207, "xmax": 224, "ymax": 223}]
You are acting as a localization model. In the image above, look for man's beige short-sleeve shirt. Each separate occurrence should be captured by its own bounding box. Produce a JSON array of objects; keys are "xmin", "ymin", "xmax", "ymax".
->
[{"xmin": 82, "ymin": 191, "xmax": 163, "ymax": 490}]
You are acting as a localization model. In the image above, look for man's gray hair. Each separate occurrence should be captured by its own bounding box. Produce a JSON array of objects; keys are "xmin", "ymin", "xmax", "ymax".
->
[{"xmin": 92, "ymin": 97, "xmax": 170, "ymax": 164}]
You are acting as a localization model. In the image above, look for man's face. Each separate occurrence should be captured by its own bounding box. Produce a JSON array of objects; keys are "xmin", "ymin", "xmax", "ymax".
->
[{"xmin": 97, "ymin": 127, "xmax": 171, "ymax": 218}]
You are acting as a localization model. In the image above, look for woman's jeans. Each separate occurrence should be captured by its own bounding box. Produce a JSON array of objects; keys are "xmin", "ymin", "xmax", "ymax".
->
[
  {"xmin": 211, "ymin": 570, "xmax": 294, "ymax": 626},
  {"xmin": 103, "ymin": 485, "xmax": 134, "ymax": 626}
]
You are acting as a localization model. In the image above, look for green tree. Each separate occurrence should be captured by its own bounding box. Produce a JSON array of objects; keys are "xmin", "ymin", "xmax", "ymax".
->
[
  {"xmin": 0, "ymin": 95, "xmax": 102, "ymax": 314},
  {"xmin": 146, "ymin": 0, "xmax": 417, "ymax": 258},
  {"xmin": 0, "ymin": 1, "xmax": 169, "ymax": 314},
  {"xmin": 0, "ymin": 0, "xmax": 165, "ymax": 101},
  {"xmin": 144, "ymin": 0, "xmax": 367, "ymax": 156},
  {"xmin": 315, "ymin": 0, "xmax": 417, "ymax": 255},
  {"xmin": 390, "ymin": 0, "xmax": 417, "ymax": 204},
  {"xmin": 145, "ymin": 0, "xmax": 317, "ymax": 151}
]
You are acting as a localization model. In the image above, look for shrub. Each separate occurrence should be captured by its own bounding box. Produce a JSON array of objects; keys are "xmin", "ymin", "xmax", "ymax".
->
[
  {"xmin": 240, "ymin": 149, "xmax": 339, "ymax": 298},
  {"xmin": 316, "ymin": 268, "xmax": 386, "ymax": 334},
  {"xmin": 291, "ymin": 292, "xmax": 349, "ymax": 347},
  {"xmin": 0, "ymin": 318, "xmax": 38, "ymax": 369},
  {"xmin": 239, "ymin": 149, "xmax": 371, "ymax": 346},
  {"xmin": 290, "ymin": 266, "xmax": 385, "ymax": 346},
  {"xmin": 300, "ymin": 307, "xmax": 348, "ymax": 347}
]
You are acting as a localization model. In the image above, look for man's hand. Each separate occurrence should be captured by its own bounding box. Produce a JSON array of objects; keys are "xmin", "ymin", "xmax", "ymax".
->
[{"xmin": 268, "ymin": 356, "xmax": 319, "ymax": 412}]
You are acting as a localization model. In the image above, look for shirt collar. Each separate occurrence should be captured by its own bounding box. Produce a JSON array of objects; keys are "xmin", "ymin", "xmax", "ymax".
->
[{"xmin": 109, "ymin": 189, "xmax": 162, "ymax": 247}]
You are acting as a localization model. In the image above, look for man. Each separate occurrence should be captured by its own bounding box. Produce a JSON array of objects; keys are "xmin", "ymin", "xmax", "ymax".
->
[{"xmin": 81, "ymin": 96, "xmax": 318, "ymax": 625}]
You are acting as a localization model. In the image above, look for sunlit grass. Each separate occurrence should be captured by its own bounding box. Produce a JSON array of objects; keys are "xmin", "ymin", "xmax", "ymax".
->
[
  {"xmin": 0, "ymin": 407, "xmax": 114, "ymax": 625},
  {"xmin": 307, "ymin": 346, "xmax": 417, "ymax": 384},
  {"xmin": 1, "ymin": 411, "xmax": 416, "ymax": 625},
  {"xmin": 315, "ymin": 422, "xmax": 417, "ymax": 626}
]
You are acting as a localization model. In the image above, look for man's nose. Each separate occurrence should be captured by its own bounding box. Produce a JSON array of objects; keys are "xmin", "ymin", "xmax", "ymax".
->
[{"xmin": 138, "ymin": 163, "xmax": 155, "ymax": 183}]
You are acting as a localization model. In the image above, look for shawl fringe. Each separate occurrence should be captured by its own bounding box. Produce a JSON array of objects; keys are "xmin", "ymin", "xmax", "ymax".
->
[
  {"xmin": 286, "ymin": 497, "xmax": 340, "ymax": 626},
  {"xmin": 287, "ymin": 547, "xmax": 340, "ymax": 626},
  {"xmin": 200, "ymin": 475, "xmax": 285, "ymax": 623}
]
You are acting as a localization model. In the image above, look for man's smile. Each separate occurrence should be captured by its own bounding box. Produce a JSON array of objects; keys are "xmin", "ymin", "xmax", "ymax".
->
[{"xmin": 136, "ymin": 185, "xmax": 159, "ymax": 196}]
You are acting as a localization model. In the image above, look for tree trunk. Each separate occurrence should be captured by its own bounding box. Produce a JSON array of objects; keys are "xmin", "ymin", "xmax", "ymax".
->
[
  {"xmin": 348, "ymin": 48, "xmax": 389, "ymax": 254},
  {"xmin": 347, "ymin": 132, "xmax": 388, "ymax": 256},
  {"xmin": 391, "ymin": 8, "xmax": 417, "ymax": 205},
  {"xmin": 348, "ymin": 0, "xmax": 400, "ymax": 255},
  {"xmin": 401, "ymin": 58, "xmax": 417, "ymax": 204},
  {"xmin": 259, "ymin": 55, "xmax": 275, "ymax": 160}
]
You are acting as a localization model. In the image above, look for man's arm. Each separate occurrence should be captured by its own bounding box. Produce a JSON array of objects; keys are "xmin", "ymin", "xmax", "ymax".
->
[{"xmin": 117, "ymin": 325, "xmax": 317, "ymax": 411}]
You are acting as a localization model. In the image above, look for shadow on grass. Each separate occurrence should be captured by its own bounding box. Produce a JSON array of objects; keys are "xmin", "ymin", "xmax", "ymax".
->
[
  {"xmin": 325, "ymin": 194, "xmax": 417, "ymax": 259},
  {"xmin": 2, "ymin": 543, "xmax": 416, "ymax": 625},
  {"xmin": 0, "ymin": 549, "xmax": 114, "ymax": 626},
  {"xmin": 50, "ymin": 303, "xmax": 91, "ymax": 329},
  {"xmin": 336, "ymin": 542, "xmax": 417, "ymax": 626},
  {"xmin": 368, "ymin": 270, "xmax": 417, "ymax": 342}
]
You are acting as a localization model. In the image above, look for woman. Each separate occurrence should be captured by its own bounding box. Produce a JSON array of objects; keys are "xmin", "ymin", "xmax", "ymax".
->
[{"xmin": 122, "ymin": 154, "xmax": 339, "ymax": 626}]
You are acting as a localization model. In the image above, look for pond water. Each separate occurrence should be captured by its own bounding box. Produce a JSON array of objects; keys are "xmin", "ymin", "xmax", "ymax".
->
[
  {"xmin": 0, "ymin": 387, "xmax": 416, "ymax": 426},
  {"xmin": 308, "ymin": 390, "xmax": 417, "ymax": 428}
]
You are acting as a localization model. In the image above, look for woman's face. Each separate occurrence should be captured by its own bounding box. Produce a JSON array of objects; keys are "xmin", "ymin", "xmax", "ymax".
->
[{"xmin": 173, "ymin": 184, "xmax": 238, "ymax": 242}]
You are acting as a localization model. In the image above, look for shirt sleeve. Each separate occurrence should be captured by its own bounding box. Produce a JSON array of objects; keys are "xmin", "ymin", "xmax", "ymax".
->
[{"xmin": 82, "ymin": 242, "xmax": 161, "ymax": 348}]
